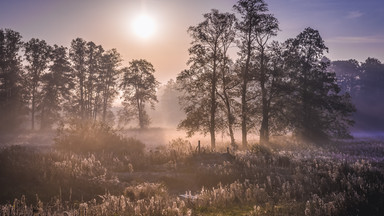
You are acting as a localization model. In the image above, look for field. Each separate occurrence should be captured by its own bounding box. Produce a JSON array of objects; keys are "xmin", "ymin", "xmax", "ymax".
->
[{"xmin": 0, "ymin": 130, "xmax": 384, "ymax": 216}]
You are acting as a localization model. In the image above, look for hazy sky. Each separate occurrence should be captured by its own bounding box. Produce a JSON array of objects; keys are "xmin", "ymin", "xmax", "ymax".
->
[{"xmin": 1, "ymin": 0, "xmax": 383, "ymax": 84}]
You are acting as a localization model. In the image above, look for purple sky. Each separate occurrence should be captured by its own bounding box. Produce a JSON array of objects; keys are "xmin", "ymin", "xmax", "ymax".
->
[{"xmin": 1, "ymin": 0, "xmax": 383, "ymax": 84}]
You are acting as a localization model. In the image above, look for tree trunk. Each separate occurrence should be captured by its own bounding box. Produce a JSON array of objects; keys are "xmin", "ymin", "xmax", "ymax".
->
[
  {"xmin": 79, "ymin": 70, "xmax": 84, "ymax": 119},
  {"xmin": 31, "ymin": 85, "xmax": 36, "ymax": 130},
  {"xmin": 259, "ymin": 47, "xmax": 269, "ymax": 144},
  {"xmin": 210, "ymin": 45, "xmax": 219, "ymax": 150}
]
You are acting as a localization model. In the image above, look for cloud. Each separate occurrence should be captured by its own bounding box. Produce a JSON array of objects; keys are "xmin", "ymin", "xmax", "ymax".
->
[
  {"xmin": 327, "ymin": 36, "xmax": 384, "ymax": 44},
  {"xmin": 346, "ymin": 11, "xmax": 363, "ymax": 19}
]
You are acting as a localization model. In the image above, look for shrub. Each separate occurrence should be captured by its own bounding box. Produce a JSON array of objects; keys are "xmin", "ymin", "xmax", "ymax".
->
[{"xmin": 54, "ymin": 118, "xmax": 145, "ymax": 154}]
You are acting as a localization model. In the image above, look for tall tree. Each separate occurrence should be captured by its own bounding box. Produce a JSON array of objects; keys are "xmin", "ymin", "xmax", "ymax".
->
[
  {"xmin": 85, "ymin": 41, "xmax": 104, "ymax": 120},
  {"xmin": 69, "ymin": 38, "xmax": 87, "ymax": 119},
  {"xmin": 177, "ymin": 9, "xmax": 236, "ymax": 149},
  {"xmin": 215, "ymin": 13, "xmax": 238, "ymax": 148},
  {"xmin": 285, "ymin": 27, "xmax": 355, "ymax": 141},
  {"xmin": 99, "ymin": 49, "xmax": 122, "ymax": 123},
  {"xmin": 120, "ymin": 59, "xmax": 159, "ymax": 129},
  {"xmin": 234, "ymin": 0, "xmax": 277, "ymax": 147},
  {"xmin": 24, "ymin": 38, "xmax": 52, "ymax": 130},
  {"xmin": 39, "ymin": 45, "xmax": 72, "ymax": 129},
  {"xmin": 254, "ymin": 14, "xmax": 279, "ymax": 144},
  {"xmin": 0, "ymin": 29, "xmax": 26, "ymax": 132}
]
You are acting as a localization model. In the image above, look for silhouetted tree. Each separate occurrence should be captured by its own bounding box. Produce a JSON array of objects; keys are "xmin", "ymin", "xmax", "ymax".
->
[
  {"xmin": 99, "ymin": 49, "xmax": 122, "ymax": 123},
  {"xmin": 234, "ymin": 0, "xmax": 277, "ymax": 147},
  {"xmin": 0, "ymin": 29, "xmax": 27, "ymax": 132},
  {"xmin": 120, "ymin": 59, "xmax": 159, "ymax": 129},
  {"xmin": 215, "ymin": 13, "xmax": 238, "ymax": 148},
  {"xmin": 84, "ymin": 41, "xmax": 104, "ymax": 120},
  {"xmin": 177, "ymin": 9, "xmax": 236, "ymax": 149},
  {"xmin": 39, "ymin": 45, "xmax": 72, "ymax": 129},
  {"xmin": 69, "ymin": 38, "xmax": 87, "ymax": 119},
  {"xmin": 24, "ymin": 38, "xmax": 52, "ymax": 130},
  {"xmin": 285, "ymin": 28, "xmax": 355, "ymax": 141},
  {"xmin": 259, "ymin": 41, "xmax": 292, "ymax": 138}
]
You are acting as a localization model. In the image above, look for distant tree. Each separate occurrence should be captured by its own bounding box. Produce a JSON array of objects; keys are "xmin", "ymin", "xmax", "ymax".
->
[
  {"xmin": 285, "ymin": 28, "xmax": 355, "ymax": 141},
  {"xmin": 177, "ymin": 9, "xmax": 236, "ymax": 149},
  {"xmin": 0, "ymin": 29, "xmax": 27, "ymax": 132},
  {"xmin": 234, "ymin": 0, "xmax": 278, "ymax": 147},
  {"xmin": 24, "ymin": 38, "xmax": 52, "ymax": 130},
  {"xmin": 156, "ymin": 79, "xmax": 184, "ymax": 127},
  {"xmin": 329, "ymin": 59, "xmax": 361, "ymax": 95},
  {"xmin": 39, "ymin": 45, "xmax": 72, "ymax": 130},
  {"xmin": 360, "ymin": 58, "xmax": 384, "ymax": 94},
  {"xmin": 120, "ymin": 59, "xmax": 159, "ymax": 129}
]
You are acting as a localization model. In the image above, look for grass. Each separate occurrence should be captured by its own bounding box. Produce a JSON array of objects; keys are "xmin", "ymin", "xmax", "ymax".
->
[{"xmin": 1, "ymin": 130, "xmax": 384, "ymax": 215}]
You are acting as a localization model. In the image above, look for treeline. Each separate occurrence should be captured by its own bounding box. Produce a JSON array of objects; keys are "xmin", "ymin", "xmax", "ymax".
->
[
  {"xmin": 0, "ymin": 29, "xmax": 159, "ymax": 133},
  {"xmin": 177, "ymin": 0, "xmax": 355, "ymax": 148},
  {"xmin": 330, "ymin": 58, "xmax": 384, "ymax": 132}
]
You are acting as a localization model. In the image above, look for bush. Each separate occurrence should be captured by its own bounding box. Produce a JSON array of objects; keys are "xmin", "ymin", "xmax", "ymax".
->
[{"xmin": 54, "ymin": 118, "xmax": 145, "ymax": 155}]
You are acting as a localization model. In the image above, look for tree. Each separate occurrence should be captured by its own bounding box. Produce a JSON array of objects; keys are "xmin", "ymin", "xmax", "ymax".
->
[
  {"xmin": 259, "ymin": 41, "xmax": 292, "ymax": 139},
  {"xmin": 329, "ymin": 59, "xmax": 361, "ymax": 95},
  {"xmin": 39, "ymin": 45, "xmax": 72, "ymax": 130},
  {"xmin": 234, "ymin": 0, "xmax": 278, "ymax": 147},
  {"xmin": 84, "ymin": 41, "xmax": 104, "ymax": 120},
  {"xmin": 24, "ymin": 38, "xmax": 52, "ymax": 130},
  {"xmin": 0, "ymin": 29, "xmax": 26, "ymax": 132},
  {"xmin": 177, "ymin": 9, "xmax": 236, "ymax": 149},
  {"xmin": 285, "ymin": 28, "xmax": 355, "ymax": 141},
  {"xmin": 215, "ymin": 14, "xmax": 238, "ymax": 148},
  {"xmin": 120, "ymin": 59, "xmax": 159, "ymax": 129},
  {"xmin": 99, "ymin": 49, "xmax": 122, "ymax": 123},
  {"xmin": 69, "ymin": 38, "xmax": 87, "ymax": 119}
]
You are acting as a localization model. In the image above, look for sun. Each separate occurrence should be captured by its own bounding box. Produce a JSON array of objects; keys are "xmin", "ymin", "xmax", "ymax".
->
[{"xmin": 132, "ymin": 14, "xmax": 156, "ymax": 39}]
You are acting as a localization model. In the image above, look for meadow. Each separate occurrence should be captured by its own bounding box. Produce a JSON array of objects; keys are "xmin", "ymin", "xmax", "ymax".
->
[{"xmin": 0, "ymin": 127, "xmax": 383, "ymax": 216}]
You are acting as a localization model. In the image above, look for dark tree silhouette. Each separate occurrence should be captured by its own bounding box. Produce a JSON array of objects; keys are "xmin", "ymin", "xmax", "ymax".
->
[
  {"xmin": 120, "ymin": 59, "xmax": 159, "ymax": 129},
  {"xmin": 215, "ymin": 13, "xmax": 238, "ymax": 148},
  {"xmin": 84, "ymin": 41, "xmax": 104, "ymax": 120},
  {"xmin": 69, "ymin": 38, "xmax": 87, "ymax": 119},
  {"xmin": 99, "ymin": 49, "xmax": 122, "ymax": 123},
  {"xmin": 24, "ymin": 38, "xmax": 52, "ymax": 130},
  {"xmin": 177, "ymin": 9, "xmax": 236, "ymax": 150},
  {"xmin": 285, "ymin": 28, "xmax": 355, "ymax": 141},
  {"xmin": 234, "ymin": 0, "xmax": 277, "ymax": 147},
  {"xmin": 39, "ymin": 45, "xmax": 72, "ymax": 130},
  {"xmin": 0, "ymin": 29, "xmax": 26, "ymax": 132}
]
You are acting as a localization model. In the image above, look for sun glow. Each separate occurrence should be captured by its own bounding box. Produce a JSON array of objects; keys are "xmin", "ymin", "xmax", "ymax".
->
[{"xmin": 132, "ymin": 14, "xmax": 156, "ymax": 39}]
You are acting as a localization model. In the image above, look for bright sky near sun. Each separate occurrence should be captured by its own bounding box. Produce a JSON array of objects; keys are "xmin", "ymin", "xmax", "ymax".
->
[{"xmin": 1, "ymin": 0, "xmax": 383, "ymax": 84}]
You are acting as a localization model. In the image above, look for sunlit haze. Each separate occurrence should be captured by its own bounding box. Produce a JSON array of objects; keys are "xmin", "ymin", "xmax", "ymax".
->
[
  {"xmin": 1, "ymin": 0, "xmax": 383, "ymax": 84},
  {"xmin": 132, "ymin": 13, "xmax": 156, "ymax": 39}
]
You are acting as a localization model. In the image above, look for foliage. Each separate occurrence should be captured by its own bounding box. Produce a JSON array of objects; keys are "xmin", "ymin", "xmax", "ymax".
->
[
  {"xmin": 119, "ymin": 59, "xmax": 159, "ymax": 129},
  {"xmin": 0, "ymin": 29, "xmax": 27, "ymax": 132},
  {"xmin": 284, "ymin": 28, "xmax": 356, "ymax": 142},
  {"xmin": 39, "ymin": 45, "xmax": 73, "ymax": 129},
  {"xmin": 177, "ymin": 9, "xmax": 237, "ymax": 149}
]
